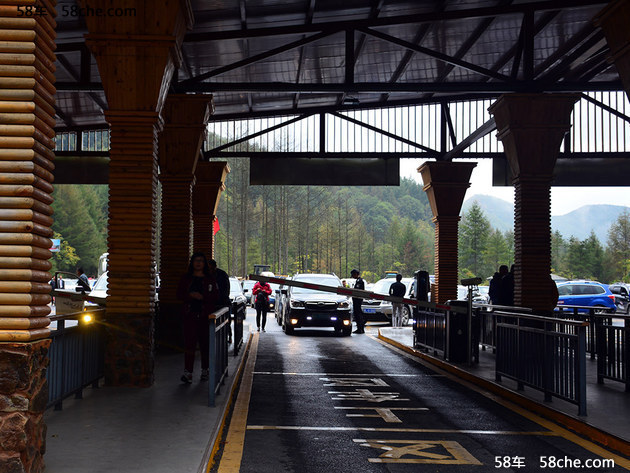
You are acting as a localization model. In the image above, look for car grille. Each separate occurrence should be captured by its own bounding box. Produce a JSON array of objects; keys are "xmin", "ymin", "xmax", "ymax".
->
[
  {"xmin": 363, "ymin": 300, "xmax": 381, "ymax": 306},
  {"xmin": 305, "ymin": 302, "xmax": 337, "ymax": 311}
]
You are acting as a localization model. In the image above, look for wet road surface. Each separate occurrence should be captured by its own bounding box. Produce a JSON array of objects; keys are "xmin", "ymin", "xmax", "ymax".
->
[{"xmin": 214, "ymin": 312, "xmax": 629, "ymax": 472}]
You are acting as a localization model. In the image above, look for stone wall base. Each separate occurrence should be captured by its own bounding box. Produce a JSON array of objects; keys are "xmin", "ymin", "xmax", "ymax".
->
[
  {"xmin": 0, "ymin": 340, "xmax": 51, "ymax": 473},
  {"xmin": 104, "ymin": 314, "xmax": 155, "ymax": 387}
]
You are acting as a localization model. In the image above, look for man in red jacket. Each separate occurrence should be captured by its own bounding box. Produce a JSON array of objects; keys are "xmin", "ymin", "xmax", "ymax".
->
[{"xmin": 252, "ymin": 281, "xmax": 272, "ymax": 332}]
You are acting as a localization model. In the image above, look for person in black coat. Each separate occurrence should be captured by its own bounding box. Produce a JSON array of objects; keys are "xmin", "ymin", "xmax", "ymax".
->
[{"xmin": 351, "ymin": 269, "xmax": 366, "ymax": 334}]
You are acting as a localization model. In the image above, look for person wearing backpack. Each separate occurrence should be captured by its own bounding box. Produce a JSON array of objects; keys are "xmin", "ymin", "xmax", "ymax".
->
[{"xmin": 252, "ymin": 280, "xmax": 272, "ymax": 332}]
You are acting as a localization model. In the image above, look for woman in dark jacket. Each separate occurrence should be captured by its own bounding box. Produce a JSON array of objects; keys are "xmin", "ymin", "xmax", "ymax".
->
[{"xmin": 177, "ymin": 252, "xmax": 219, "ymax": 384}]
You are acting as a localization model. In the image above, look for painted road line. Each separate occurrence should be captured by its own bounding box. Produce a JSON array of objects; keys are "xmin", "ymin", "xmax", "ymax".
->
[
  {"xmin": 335, "ymin": 407, "xmax": 430, "ymax": 423},
  {"xmin": 372, "ymin": 333, "xmax": 630, "ymax": 470},
  {"xmin": 353, "ymin": 439, "xmax": 483, "ymax": 465},
  {"xmin": 216, "ymin": 332, "xmax": 259, "ymax": 473},
  {"xmin": 253, "ymin": 371, "xmax": 444, "ymax": 377},
  {"xmin": 245, "ymin": 425, "xmax": 559, "ymax": 435}
]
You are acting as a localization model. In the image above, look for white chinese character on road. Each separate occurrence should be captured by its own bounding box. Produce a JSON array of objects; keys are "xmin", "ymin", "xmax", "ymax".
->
[{"xmin": 329, "ymin": 389, "xmax": 409, "ymax": 402}]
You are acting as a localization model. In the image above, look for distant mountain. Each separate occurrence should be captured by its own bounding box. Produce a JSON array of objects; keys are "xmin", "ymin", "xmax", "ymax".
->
[
  {"xmin": 462, "ymin": 195, "xmax": 514, "ymax": 232},
  {"xmin": 552, "ymin": 205, "xmax": 629, "ymax": 242},
  {"xmin": 463, "ymin": 195, "xmax": 629, "ymax": 242}
]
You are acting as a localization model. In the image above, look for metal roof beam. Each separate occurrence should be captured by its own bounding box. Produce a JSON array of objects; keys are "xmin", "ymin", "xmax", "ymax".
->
[
  {"xmin": 179, "ymin": 30, "xmax": 336, "ymax": 85},
  {"xmin": 183, "ymin": 0, "xmax": 606, "ymax": 42},
  {"xmin": 359, "ymin": 27, "xmax": 511, "ymax": 81},
  {"xmin": 59, "ymin": 80, "xmax": 623, "ymax": 94},
  {"xmin": 442, "ymin": 118, "xmax": 496, "ymax": 161},
  {"xmin": 331, "ymin": 111, "xmax": 437, "ymax": 154}
]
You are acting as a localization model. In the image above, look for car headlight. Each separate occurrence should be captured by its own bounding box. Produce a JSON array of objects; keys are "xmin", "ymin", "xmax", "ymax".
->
[
  {"xmin": 338, "ymin": 301, "xmax": 349, "ymax": 309},
  {"xmin": 290, "ymin": 300, "xmax": 304, "ymax": 308}
]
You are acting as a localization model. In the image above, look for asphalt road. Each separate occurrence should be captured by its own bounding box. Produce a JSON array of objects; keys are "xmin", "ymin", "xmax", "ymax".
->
[{"xmin": 214, "ymin": 309, "xmax": 628, "ymax": 473}]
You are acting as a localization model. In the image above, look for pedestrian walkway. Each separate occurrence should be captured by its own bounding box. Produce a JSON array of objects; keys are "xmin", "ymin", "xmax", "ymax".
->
[
  {"xmin": 378, "ymin": 326, "xmax": 630, "ymax": 445},
  {"xmin": 44, "ymin": 327, "xmax": 252, "ymax": 473}
]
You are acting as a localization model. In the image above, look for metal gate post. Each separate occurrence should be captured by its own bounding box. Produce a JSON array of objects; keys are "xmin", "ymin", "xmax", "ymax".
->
[{"xmin": 208, "ymin": 316, "xmax": 216, "ymax": 407}]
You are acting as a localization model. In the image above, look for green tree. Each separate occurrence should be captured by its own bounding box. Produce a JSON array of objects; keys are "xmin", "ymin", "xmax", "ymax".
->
[
  {"xmin": 485, "ymin": 228, "xmax": 509, "ymax": 272},
  {"xmin": 50, "ymin": 232, "xmax": 80, "ymax": 274},
  {"xmin": 607, "ymin": 211, "xmax": 630, "ymax": 282},
  {"xmin": 459, "ymin": 201, "xmax": 491, "ymax": 278}
]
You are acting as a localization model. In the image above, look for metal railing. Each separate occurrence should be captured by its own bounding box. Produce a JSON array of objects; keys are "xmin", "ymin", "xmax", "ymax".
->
[
  {"xmin": 473, "ymin": 304, "xmax": 532, "ymax": 354},
  {"xmin": 232, "ymin": 301, "xmax": 246, "ymax": 357},
  {"xmin": 414, "ymin": 307, "xmax": 447, "ymax": 357},
  {"xmin": 595, "ymin": 314, "xmax": 630, "ymax": 391},
  {"xmin": 495, "ymin": 311, "xmax": 588, "ymax": 416},
  {"xmin": 47, "ymin": 309, "xmax": 105, "ymax": 410},
  {"xmin": 208, "ymin": 307, "xmax": 230, "ymax": 407}
]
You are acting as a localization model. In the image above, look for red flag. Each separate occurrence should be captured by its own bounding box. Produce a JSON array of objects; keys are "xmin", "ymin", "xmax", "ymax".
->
[{"xmin": 213, "ymin": 217, "xmax": 220, "ymax": 235}]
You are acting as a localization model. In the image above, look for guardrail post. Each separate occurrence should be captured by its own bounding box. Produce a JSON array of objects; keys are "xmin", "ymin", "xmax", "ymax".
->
[
  {"xmin": 55, "ymin": 320, "xmax": 66, "ymax": 411},
  {"xmin": 625, "ymin": 318, "xmax": 630, "ymax": 393},
  {"xmin": 543, "ymin": 321, "xmax": 553, "ymax": 402},
  {"xmin": 577, "ymin": 324, "xmax": 587, "ymax": 416},
  {"xmin": 588, "ymin": 308, "xmax": 596, "ymax": 359},
  {"xmin": 208, "ymin": 316, "xmax": 217, "ymax": 407},
  {"xmin": 595, "ymin": 316, "xmax": 605, "ymax": 384}
]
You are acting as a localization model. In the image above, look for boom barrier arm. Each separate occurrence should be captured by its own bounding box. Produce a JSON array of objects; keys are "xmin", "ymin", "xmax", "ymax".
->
[{"xmin": 248, "ymin": 274, "xmax": 467, "ymax": 314}]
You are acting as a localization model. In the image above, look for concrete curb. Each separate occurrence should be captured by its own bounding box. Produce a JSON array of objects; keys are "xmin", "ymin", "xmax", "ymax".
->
[
  {"xmin": 198, "ymin": 329, "xmax": 253, "ymax": 473},
  {"xmin": 377, "ymin": 329, "xmax": 630, "ymax": 457}
]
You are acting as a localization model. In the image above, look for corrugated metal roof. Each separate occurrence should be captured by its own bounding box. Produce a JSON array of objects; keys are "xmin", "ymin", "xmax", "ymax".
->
[{"xmin": 53, "ymin": 0, "xmax": 619, "ymax": 127}]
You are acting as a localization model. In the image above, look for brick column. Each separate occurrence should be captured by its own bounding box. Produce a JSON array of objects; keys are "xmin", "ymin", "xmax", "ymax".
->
[
  {"xmin": 418, "ymin": 162, "xmax": 476, "ymax": 304},
  {"xmin": 489, "ymin": 94, "xmax": 579, "ymax": 311},
  {"xmin": 192, "ymin": 162, "xmax": 230, "ymax": 258},
  {"xmin": 0, "ymin": 2, "xmax": 56, "ymax": 472},
  {"xmin": 157, "ymin": 95, "xmax": 213, "ymax": 348},
  {"xmin": 595, "ymin": 1, "xmax": 630, "ymax": 99},
  {"xmin": 81, "ymin": 0, "xmax": 193, "ymax": 386}
]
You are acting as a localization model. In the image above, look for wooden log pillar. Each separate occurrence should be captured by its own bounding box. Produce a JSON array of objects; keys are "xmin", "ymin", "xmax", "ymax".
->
[
  {"xmin": 192, "ymin": 162, "xmax": 230, "ymax": 259},
  {"xmin": 489, "ymin": 94, "xmax": 579, "ymax": 311},
  {"xmin": 80, "ymin": 0, "xmax": 193, "ymax": 386},
  {"xmin": 595, "ymin": 1, "xmax": 630, "ymax": 100},
  {"xmin": 157, "ymin": 94, "xmax": 213, "ymax": 348},
  {"xmin": 0, "ymin": 2, "xmax": 56, "ymax": 472},
  {"xmin": 418, "ymin": 162, "xmax": 476, "ymax": 304}
]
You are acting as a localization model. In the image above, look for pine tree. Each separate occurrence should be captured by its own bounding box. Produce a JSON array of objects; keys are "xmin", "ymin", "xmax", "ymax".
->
[
  {"xmin": 607, "ymin": 211, "xmax": 630, "ymax": 282},
  {"xmin": 459, "ymin": 201, "xmax": 491, "ymax": 278}
]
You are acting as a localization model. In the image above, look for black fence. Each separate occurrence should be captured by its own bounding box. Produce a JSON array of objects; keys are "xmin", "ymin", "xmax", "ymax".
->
[
  {"xmin": 414, "ymin": 308, "xmax": 446, "ymax": 357},
  {"xmin": 208, "ymin": 306, "xmax": 230, "ymax": 407},
  {"xmin": 47, "ymin": 309, "xmax": 105, "ymax": 410},
  {"xmin": 495, "ymin": 311, "xmax": 588, "ymax": 416},
  {"xmin": 232, "ymin": 301, "xmax": 246, "ymax": 357},
  {"xmin": 596, "ymin": 315, "xmax": 630, "ymax": 391}
]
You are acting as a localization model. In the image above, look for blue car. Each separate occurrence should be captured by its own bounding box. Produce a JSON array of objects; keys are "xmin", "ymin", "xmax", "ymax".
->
[{"xmin": 556, "ymin": 281, "xmax": 617, "ymax": 312}]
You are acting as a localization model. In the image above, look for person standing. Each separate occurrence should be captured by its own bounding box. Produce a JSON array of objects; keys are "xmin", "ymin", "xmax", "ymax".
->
[
  {"xmin": 389, "ymin": 274, "xmax": 407, "ymax": 328},
  {"xmin": 177, "ymin": 252, "xmax": 219, "ymax": 384},
  {"xmin": 76, "ymin": 267, "xmax": 91, "ymax": 292},
  {"xmin": 490, "ymin": 265, "xmax": 508, "ymax": 305},
  {"xmin": 351, "ymin": 269, "xmax": 365, "ymax": 334},
  {"xmin": 209, "ymin": 259, "xmax": 232, "ymax": 343},
  {"xmin": 252, "ymin": 280, "xmax": 272, "ymax": 332}
]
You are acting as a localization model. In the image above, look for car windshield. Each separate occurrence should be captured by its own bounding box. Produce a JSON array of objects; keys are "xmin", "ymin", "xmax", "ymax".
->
[
  {"xmin": 93, "ymin": 273, "xmax": 108, "ymax": 292},
  {"xmin": 372, "ymin": 279, "xmax": 393, "ymax": 295},
  {"xmin": 229, "ymin": 278, "xmax": 242, "ymax": 295},
  {"xmin": 292, "ymin": 277, "xmax": 340, "ymax": 295},
  {"xmin": 242, "ymin": 280, "xmax": 255, "ymax": 290},
  {"xmin": 270, "ymin": 283, "xmax": 280, "ymax": 292}
]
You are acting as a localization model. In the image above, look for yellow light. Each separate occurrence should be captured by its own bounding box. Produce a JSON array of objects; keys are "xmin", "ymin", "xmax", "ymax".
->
[
  {"xmin": 290, "ymin": 319, "xmax": 299, "ymax": 325},
  {"xmin": 343, "ymin": 320, "xmax": 351, "ymax": 326},
  {"xmin": 82, "ymin": 314, "xmax": 93, "ymax": 324}
]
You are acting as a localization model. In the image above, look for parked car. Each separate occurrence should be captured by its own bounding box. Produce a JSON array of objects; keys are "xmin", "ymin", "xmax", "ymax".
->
[
  {"xmin": 275, "ymin": 278, "xmax": 291, "ymax": 325},
  {"xmin": 282, "ymin": 273, "xmax": 352, "ymax": 336},
  {"xmin": 268, "ymin": 283, "xmax": 280, "ymax": 310},
  {"xmin": 376, "ymin": 277, "xmax": 414, "ymax": 326},
  {"xmin": 229, "ymin": 277, "xmax": 248, "ymax": 306},
  {"xmin": 242, "ymin": 280, "xmax": 256, "ymax": 306},
  {"xmin": 556, "ymin": 281, "xmax": 617, "ymax": 313},
  {"xmin": 609, "ymin": 283, "xmax": 630, "ymax": 314}
]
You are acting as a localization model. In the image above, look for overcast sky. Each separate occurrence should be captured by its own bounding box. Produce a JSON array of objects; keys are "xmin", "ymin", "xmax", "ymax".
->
[{"xmin": 400, "ymin": 158, "xmax": 630, "ymax": 216}]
